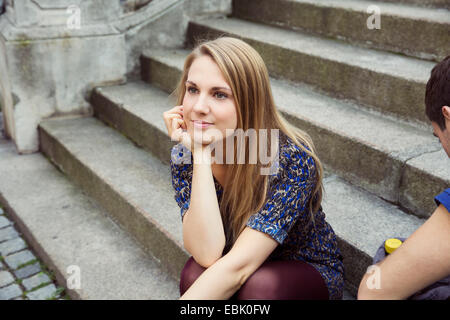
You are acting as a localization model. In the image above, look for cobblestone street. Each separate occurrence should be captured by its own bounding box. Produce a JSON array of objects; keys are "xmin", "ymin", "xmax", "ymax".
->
[{"xmin": 0, "ymin": 205, "xmax": 69, "ymax": 300}]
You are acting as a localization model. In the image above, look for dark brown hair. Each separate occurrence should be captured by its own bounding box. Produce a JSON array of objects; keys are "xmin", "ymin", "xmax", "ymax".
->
[{"xmin": 425, "ymin": 55, "xmax": 450, "ymax": 130}]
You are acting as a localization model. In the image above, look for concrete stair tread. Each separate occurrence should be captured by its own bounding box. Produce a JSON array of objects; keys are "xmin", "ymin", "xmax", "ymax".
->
[
  {"xmin": 291, "ymin": 0, "xmax": 450, "ymax": 23},
  {"xmin": 190, "ymin": 16, "xmax": 436, "ymax": 83},
  {"xmin": 39, "ymin": 116, "xmax": 184, "ymax": 247},
  {"xmin": 323, "ymin": 175, "xmax": 423, "ymax": 256},
  {"xmin": 0, "ymin": 137, "xmax": 179, "ymax": 300},
  {"xmin": 406, "ymin": 149, "xmax": 450, "ymax": 178},
  {"xmin": 371, "ymin": 0, "xmax": 450, "ymax": 9}
]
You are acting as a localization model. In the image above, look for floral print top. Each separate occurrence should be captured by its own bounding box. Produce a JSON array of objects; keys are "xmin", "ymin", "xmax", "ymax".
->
[{"xmin": 170, "ymin": 131, "xmax": 345, "ymax": 300}]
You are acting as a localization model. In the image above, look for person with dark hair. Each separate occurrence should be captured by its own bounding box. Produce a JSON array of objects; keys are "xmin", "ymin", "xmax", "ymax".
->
[
  {"xmin": 358, "ymin": 56, "xmax": 450, "ymax": 300},
  {"xmin": 426, "ymin": 56, "xmax": 450, "ymax": 157}
]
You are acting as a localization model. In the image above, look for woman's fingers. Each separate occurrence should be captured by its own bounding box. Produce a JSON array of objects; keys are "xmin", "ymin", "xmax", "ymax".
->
[
  {"xmin": 163, "ymin": 106, "xmax": 185, "ymax": 138},
  {"xmin": 163, "ymin": 105, "xmax": 191, "ymax": 150}
]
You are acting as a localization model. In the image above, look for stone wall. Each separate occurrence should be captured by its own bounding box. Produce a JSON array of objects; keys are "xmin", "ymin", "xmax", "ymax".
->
[{"xmin": 0, "ymin": 0, "xmax": 231, "ymax": 154}]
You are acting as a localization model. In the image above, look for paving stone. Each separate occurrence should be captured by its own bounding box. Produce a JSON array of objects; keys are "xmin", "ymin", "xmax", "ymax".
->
[
  {"xmin": 0, "ymin": 270, "xmax": 15, "ymax": 288},
  {"xmin": 0, "ymin": 216, "xmax": 12, "ymax": 229},
  {"xmin": 0, "ymin": 237, "xmax": 27, "ymax": 256},
  {"xmin": 0, "ymin": 226, "xmax": 19, "ymax": 243},
  {"xmin": 4, "ymin": 250, "xmax": 37, "ymax": 270},
  {"xmin": 0, "ymin": 284, "xmax": 22, "ymax": 300},
  {"xmin": 26, "ymin": 283, "xmax": 58, "ymax": 300},
  {"xmin": 22, "ymin": 272, "xmax": 51, "ymax": 291},
  {"xmin": 13, "ymin": 262, "xmax": 41, "ymax": 279}
]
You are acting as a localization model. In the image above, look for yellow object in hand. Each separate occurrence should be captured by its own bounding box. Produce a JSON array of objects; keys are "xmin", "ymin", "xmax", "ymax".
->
[{"xmin": 385, "ymin": 238, "xmax": 403, "ymax": 254}]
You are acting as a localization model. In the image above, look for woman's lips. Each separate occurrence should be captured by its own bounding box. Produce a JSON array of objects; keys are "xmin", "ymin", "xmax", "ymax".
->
[{"xmin": 192, "ymin": 120, "xmax": 213, "ymax": 129}]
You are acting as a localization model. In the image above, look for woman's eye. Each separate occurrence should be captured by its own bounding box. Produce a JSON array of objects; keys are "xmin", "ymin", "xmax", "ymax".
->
[
  {"xmin": 187, "ymin": 87, "xmax": 198, "ymax": 94},
  {"xmin": 214, "ymin": 92, "xmax": 228, "ymax": 99}
]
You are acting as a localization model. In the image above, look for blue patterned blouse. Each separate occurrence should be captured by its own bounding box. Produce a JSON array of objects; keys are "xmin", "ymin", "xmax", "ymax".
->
[{"xmin": 170, "ymin": 131, "xmax": 345, "ymax": 300}]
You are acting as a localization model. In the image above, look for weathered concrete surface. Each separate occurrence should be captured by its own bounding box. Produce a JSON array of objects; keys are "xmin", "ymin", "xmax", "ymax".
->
[
  {"xmin": 38, "ymin": 116, "xmax": 189, "ymax": 281},
  {"xmin": 0, "ymin": 39, "xmax": 15, "ymax": 141},
  {"xmin": 372, "ymin": 0, "xmax": 450, "ymax": 9},
  {"xmin": 400, "ymin": 149, "xmax": 450, "ymax": 218},
  {"xmin": 5, "ymin": 0, "xmax": 122, "ymax": 28},
  {"xmin": 232, "ymin": 0, "xmax": 450, "ymax": 62},
  {"xmin": 91, "ymin": 83, "xmax": 175, "ymax": 166},
  {"xmin": 322, "ymin": 175, "xmax": 424, "ymax": 295},
  {"xmin": 0, "ymin": 0, "xmax": 232, "ymax": 154},
  {"xmin": 186, "ymin": 17, "xmax": 436, "ymax": 126},
  {"xmin": 0, "ymin": 136, "xmax": 179, "ymax": 299},
  {"xmin": 123, "ymin": 0, "xmax": 232, "ymax": 77},
  {"xmin": 1, "ymin": 33, "xmax": 126, "ymax": 154}
]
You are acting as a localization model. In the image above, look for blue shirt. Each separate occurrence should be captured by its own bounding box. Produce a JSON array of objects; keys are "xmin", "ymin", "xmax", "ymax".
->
[
  {"xmin": 170, "ymin": 132, "xmax": 345, "ymax": 300},
  {"xmin": 435, "ymin": 188, "xmax": 450, "ymax": 213}
]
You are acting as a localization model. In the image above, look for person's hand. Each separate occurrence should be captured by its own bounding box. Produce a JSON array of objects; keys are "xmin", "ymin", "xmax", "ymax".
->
[
  {"xmin": 163, "ymin": 105, "xmax": 193, "ymax": 152},
  {"xmin": 163, "ymin": 106, "xmax": 218, "ymax": 161}
]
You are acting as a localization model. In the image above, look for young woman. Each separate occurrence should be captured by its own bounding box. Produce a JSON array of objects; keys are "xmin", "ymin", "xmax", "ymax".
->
[{"xmin": 163, "ymin": 37, "xmax": 344, "ymax": 300}]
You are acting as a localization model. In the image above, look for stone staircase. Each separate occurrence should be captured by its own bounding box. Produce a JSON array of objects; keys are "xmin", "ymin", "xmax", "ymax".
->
[{"xmin": 0, "ymin": 0, "xmax": 449, "ymax": 299}]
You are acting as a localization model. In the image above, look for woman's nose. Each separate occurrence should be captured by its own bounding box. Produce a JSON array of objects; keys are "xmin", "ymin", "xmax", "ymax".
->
[{"xmin": 192, "ymin": 94, "xmax": 210, "ymax": 114}]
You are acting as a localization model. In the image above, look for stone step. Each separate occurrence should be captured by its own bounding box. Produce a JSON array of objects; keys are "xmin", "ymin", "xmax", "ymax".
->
[
  {"xmin": 372, "ymin": 0, "xmax": 450, "ymax": 9},
  {"xmin": 38, "ymin": 116, "xmax": 189, "ymax": 283},
  {"xmin": 185, "ymin": 16, "xmax": 436, "ymax": 125},
  {"xmin": 138, "ymin": 49, "xmax": 449, "ymax": 218},
  {"xmin": 232, "ymin": 0, "xmax": 450, "ymax": 62},
  {"xmin": 0, "ymin": 137, "xmax": 179, "ymax": 300},
  {"xmin": 62, "ymin": 99, "xmax": 425, "ymax": 296}
]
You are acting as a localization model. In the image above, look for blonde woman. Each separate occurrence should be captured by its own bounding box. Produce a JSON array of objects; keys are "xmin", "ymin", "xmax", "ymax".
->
[{"xmin": 163, "ymin": 37, "xmax": 344, "ymax": 300}]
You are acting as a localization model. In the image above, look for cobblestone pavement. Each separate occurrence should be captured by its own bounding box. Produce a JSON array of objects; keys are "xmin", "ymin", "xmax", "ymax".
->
[{"xmin": 0, "ymin": 205, "xmax": 70, "ymax": 300}]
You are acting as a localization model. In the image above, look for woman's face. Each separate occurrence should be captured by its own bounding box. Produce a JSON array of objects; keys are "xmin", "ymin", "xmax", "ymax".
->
[{"xmin": 182, "ymin": 55, "xmax": 238, "ymax": 148}]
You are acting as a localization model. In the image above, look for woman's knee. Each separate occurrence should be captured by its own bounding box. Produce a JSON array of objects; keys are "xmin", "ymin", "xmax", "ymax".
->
[
  {"xmin": 236, "ymin": 260, "xmax": 329, "ymax": 300},
  {"xmin": 179, "ymin": 256, "xmax": 206, "ymax": 296},
  {"xmin": 236, "ymin": 263, "xmax": 283, "ymax": 300}
]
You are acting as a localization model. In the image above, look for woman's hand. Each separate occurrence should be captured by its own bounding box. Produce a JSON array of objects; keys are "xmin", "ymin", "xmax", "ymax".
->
[
  {"xmin": 163, "ymin": 105, "xmax": 193, "ymax": 152},
  {"xmin": 163, "ymin": 106, "xmax": 217, "ymax": 158}
]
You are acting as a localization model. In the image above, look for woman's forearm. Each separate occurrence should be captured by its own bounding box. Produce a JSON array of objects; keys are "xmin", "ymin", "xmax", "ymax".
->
[
  {"xmin": 180, "ymin": 256, "xmax": 243, "ymax": 300},
  {"xmin": 182, "ymin": 148, "xmax": 226, "ymax": 267}
]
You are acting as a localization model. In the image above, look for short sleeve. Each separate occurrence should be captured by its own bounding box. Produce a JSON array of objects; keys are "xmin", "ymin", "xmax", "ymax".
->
[
  {"xmin": 170, "ymin": 143, "xmax": 193, "ymax": 221},
  {"xmin": 246, "ymin": 141, "xmax": 317, "ymax": 244},
  {"xmin": 435, "ymin": 188, "xmax": 450, "ymax": 213}
]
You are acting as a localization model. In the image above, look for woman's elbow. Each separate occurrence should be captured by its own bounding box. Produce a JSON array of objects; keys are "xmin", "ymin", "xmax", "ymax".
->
[
  {"xmin": 187, "ymin": 249, "xmax": 222, "ymax": 268},
  {"xmin": 195, "ymin": 255, "xmax": 221, "ymax": 268},
  {"xmin": 184, "ymin": 241, "xmax": 224, "ymax": 268}
]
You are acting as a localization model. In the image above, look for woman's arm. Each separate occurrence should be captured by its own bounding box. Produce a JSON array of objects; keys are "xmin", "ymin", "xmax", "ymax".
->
[
  {"xmin": 180, "ymin": 227, "xmax": 278, "ymax": 300},
  {"xmin": 182, "ymin": 147, "xmax": 226, "ymax": 268},
  {"xmin": 358, "ymin": 204, "xmax": 450, "ymax": 300}
]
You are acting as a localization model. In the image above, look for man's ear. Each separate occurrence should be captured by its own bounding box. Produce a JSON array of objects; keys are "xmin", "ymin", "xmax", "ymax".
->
[{"xmin": 442, "ymin": 106, "xmax": 450, "ymax": 120}]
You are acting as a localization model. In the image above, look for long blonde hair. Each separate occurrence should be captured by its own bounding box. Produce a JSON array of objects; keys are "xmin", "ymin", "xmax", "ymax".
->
[{"xmin": 172, "ymin": 37, "xmax": 324, "ymax": 252}]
